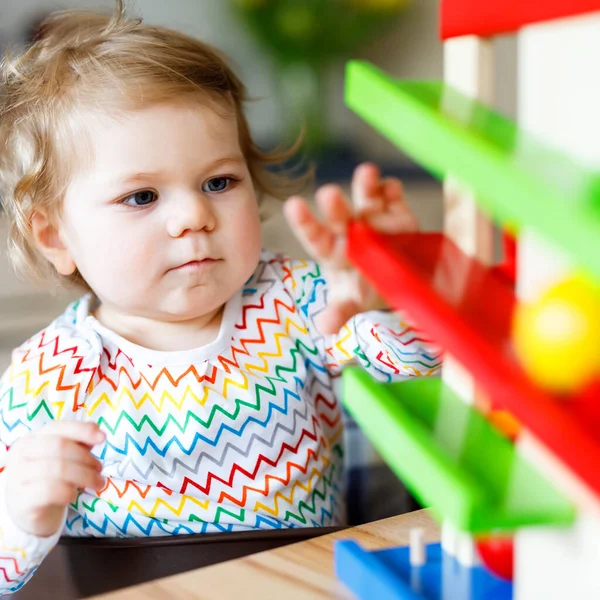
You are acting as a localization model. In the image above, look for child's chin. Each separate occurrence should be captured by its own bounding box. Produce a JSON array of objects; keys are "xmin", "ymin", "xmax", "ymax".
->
[{"xmin": 158, "ymin": 292, "xmax": 224, "ymax": 320}]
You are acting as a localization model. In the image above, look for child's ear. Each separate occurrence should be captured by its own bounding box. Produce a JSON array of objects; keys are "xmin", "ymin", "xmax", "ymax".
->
[{"xmin": 30, "ymin": 211, "xmax": 77, "ymax": 276}]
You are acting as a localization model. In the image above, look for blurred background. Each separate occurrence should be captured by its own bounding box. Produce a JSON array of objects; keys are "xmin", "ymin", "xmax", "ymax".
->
[
  {"xmin": 0, "ymin": 0, "xmax": 517, "ymax": 522},
  {"xmin": 1, "ymin": 1, "xmax": 452, "ymax": 167}
]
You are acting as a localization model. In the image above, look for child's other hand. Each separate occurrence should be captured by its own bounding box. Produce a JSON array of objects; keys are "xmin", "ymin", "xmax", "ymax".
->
[
  {"xmin": 5, "ymin": 421, "xmax": 106, "ymax": 537},
  {"xmin": 284, "ymin": 163, "xmax": 418, "ymax": 335}
]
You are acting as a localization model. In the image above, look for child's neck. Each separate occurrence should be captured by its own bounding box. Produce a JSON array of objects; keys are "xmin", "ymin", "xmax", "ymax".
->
[{"xmin": 92, "ymin": 301, "xmax": 225, "ymax": 352}]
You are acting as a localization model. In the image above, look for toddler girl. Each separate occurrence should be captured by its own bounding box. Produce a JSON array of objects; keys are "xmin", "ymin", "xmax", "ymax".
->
[{"xmin": 0, "ymin": 3, "xmax": 440, "ymax": 594}]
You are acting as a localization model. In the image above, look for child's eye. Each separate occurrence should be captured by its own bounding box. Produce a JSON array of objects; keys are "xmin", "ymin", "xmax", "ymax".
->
[
  {"xmin": 202, "ymin": 177, "xmax": 234, "ymax": 193},
  {"xmin": 121, "ymin": 190, "xmax": 157, "ymax": 207}
]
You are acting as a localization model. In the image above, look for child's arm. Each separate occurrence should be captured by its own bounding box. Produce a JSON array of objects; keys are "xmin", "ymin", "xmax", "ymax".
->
[
  {"xmin": 0, "ymin": 365, "xmax": 104, "ymax": 596},
  {"xmin": 0, "ymin": 316, "xmax": 102, "ymax": 595},
  {"xmin": 283, "ymin": 163, "xmax": 442, "ymax": 380},
  {"xmin": 279, "ymin": 257, "xmax": 441, "ymax": 380},
  {"xmin": 0, "ymin": 367, "xmax": 61, "ymax": 595}
]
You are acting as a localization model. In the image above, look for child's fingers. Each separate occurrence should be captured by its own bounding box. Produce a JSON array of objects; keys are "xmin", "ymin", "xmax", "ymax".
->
[
  {"xmin": 382, "ymin": 177, "xmax": 405, "ymax": 205},
  {"xmin": 316, "ymin": 300, "xmax": 362, "ymax": 335},
  {"xmin": 15, "ymin": 435, "xmax": 102, "ymax": 469},
  {"xmin": 314, "ymin": 184, "xmax": 353, "ymax": 237},
  {"xmin": 284, "ymin": 196, "xmax": 338, "ymax": 261},
  {"xmin": 364, "ymin": 177, "xmax": 419, "ymax": 234},
  {"xmin": 38, "ymin": 420, "xmax": 105, "ymax": 447},
  {"xmin": 22, "ymin": 479, "xmax": 82, "ymax": 508},
  {"xmin": 351, "ymin": 162, "xmax": 385, "ymax": 215},
  {"xmin": 19, "ymin": 459, "xmax": 105, "ymax": 491},
  {"xmin": 384, "ymin": 177, "xmax": 419, "ymax": 232}
]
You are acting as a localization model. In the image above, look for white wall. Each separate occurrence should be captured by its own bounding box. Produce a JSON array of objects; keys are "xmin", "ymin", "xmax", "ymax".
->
[{"xmin": 0, "ymin": 1, "xmax": 517, "ymax": 151}]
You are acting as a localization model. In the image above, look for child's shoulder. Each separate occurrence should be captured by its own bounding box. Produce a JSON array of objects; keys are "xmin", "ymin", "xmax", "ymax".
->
[
  {"xmin": 9, "ymin": 294, "xmax": 101, "ymax": 371},
  {"xmin": 1, "ymin": 295, "xmax": 101, "ymax": 430}
]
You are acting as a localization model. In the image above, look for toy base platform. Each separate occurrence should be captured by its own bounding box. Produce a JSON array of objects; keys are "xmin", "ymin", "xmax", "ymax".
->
[{"xmin": 335, "ymin": 541, "xmax": 512, "ymax": 600}]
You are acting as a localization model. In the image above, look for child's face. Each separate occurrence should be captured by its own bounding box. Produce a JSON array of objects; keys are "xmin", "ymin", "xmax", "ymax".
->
[{"xmin": 53, "ymin": 102, "xmax": 262, "ymax": 321}]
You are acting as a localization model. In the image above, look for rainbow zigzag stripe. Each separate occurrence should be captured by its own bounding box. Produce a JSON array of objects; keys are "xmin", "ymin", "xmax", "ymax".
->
[{"xmin": 0, "ymin": 252, "xmax": 441, "ymax": 594}]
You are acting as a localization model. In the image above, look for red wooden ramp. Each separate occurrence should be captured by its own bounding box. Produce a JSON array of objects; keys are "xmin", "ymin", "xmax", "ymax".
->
[{"xmin": 348, "ymin": 222, "xmax": 600, "ymax": 499}]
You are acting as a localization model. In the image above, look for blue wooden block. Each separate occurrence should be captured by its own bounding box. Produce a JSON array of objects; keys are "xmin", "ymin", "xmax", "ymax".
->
[{"xmin": 334, "ymin": 541, "xmax": 513, "ymax": 600}]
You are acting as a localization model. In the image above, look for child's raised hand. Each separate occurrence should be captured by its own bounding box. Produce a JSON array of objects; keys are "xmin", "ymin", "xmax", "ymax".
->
[
  {"xmin": 4, "ymin": 421, "xmax": 106, "ymax": 537},
  {"xmin": 284, "ymin": 163, "xmax": 418, "ymax": 335}
]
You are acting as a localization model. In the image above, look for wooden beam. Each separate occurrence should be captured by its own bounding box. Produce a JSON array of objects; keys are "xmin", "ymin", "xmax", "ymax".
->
[{"xmin": 441, "ymin": 0, "xmax": 600, "ymax": 40}]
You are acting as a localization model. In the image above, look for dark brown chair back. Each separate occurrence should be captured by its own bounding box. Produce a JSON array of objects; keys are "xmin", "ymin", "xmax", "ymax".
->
[{"xmin": 12, "ymin": 527, "xmax": 345, "ymax": 599}]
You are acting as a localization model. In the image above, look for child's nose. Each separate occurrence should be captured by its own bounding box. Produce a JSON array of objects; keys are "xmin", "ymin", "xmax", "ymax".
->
[{"xmin": 166, "ymin": 191, "xmax": 216, "ymax": 238}]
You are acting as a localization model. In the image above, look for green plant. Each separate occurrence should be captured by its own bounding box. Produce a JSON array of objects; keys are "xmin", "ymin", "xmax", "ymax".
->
[{"xmin": 232, "ymin": 0, "xmax": 410, "ymax": 152}]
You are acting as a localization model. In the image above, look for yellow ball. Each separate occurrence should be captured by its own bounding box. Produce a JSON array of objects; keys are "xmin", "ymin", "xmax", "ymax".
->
[{"xmin": 513, "ymin": 276, "xmax": 600, "ymax": 393}]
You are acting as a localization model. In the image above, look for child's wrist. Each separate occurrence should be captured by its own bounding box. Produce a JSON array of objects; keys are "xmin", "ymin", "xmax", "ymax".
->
[{"xmin": 370, "ymin": 296, "xmax": 391, "ymax": 312}]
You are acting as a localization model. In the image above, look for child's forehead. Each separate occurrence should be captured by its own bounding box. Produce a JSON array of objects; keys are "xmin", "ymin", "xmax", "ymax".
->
[
  {"xmin": 67, "ymin": 101, "xmax": 243, "ymax": 180},
  {"xmin": 81, "ymin": 96, "xmax": 236, "ymax": 129}
]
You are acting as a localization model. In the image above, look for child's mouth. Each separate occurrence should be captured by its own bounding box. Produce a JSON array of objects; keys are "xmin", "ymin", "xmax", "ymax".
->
[{"xmin": 171, "ymin": 258, "xmax": 218, "ymax": 272}]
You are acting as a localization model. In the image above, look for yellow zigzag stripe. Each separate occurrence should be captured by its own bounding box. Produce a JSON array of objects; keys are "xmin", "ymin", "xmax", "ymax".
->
[
  {"xmin": 51, "ymin": 401, "xmax": 66, "ymax": 420},
  {"xmin": 86, "ymin": 372, "xmax": 251, "ymax": 417},
  {"xmin": 252, "ymin": 467, "xmax": 325, "ymax": 516},
  {"xmin": 220, "ymin": 369, "xmax": 250, "ymax": 399},
  {"xmin": 0, "ymin": 526, "xmax": 26, "ymax": 560},
  {"xmin": 9, "ymin": 365, "xmax": 67, "ymax": 419},
  {"xmin": 329, "ymin": 424, "xmax": 344, "ymax": 447},
  {"xmin": 86, "ymin": 383, "xmax": 217, "ymax": 416},
  {"xmin": 401, "ymin": 366, "xmax": 439, "ymax": 377},
  {"xmin": 333, "ymin": 324, "xmax": 353, "ymax": 363},
  {"xmin": 8, "ymin": 367, "xmax": 44, "ymax": 399},
  {"xmin": 126, "ymin": 495, "xmax": 210, "ymax": 518},
  {"xmin": 287, "ymin": 260, "xmax": 312, "ymax": 292}
]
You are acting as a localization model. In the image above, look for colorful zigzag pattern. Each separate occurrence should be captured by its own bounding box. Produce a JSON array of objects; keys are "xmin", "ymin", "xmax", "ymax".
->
[{"xmin": 0, "ymin": 252, "xmax": 441, "ymax": 594}]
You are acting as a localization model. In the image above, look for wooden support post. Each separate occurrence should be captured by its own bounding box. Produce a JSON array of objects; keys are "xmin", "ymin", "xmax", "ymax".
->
[{"xmin": 442, "ymin": 36, "xmax": 495, "ymax": 408}]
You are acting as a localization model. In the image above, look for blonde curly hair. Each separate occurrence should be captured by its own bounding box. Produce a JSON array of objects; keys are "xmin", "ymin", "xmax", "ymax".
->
[{"xmin": 0, "ymin": 1, "xmax": 304, "ymax": 290}]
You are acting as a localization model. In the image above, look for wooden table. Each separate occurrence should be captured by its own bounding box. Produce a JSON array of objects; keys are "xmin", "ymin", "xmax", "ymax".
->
[{"xmin": 92, "ymin": 510, "xmax": 439, "ymax": 600}]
